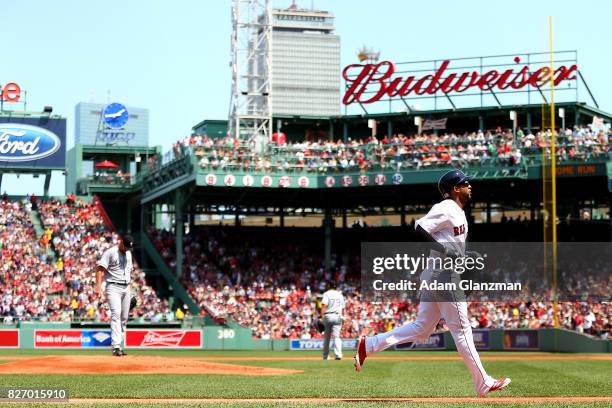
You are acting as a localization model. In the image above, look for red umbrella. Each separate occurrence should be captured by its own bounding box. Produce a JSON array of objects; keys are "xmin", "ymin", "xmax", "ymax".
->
[{"xmin": 95, "ymin": 160, "xmax": 118, "ymax": 169}]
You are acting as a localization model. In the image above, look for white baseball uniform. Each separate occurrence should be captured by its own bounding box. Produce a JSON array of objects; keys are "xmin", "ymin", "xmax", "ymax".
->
[
  {"xmin": 322, "ymin": 289, "xmax": 345, "ymax": 359},
  {"xmin": 364, "ymin": 199, "xmax": 497, "ymax": 395},
  {"xmin": 98, "ymin": 246, "xmax": 133, "ymax": 350}
]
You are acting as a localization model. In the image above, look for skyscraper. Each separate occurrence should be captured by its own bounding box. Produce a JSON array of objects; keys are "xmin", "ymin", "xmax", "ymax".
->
[{"xmin": 270, "ymin": 3, "xmax": 340, "ymax": 117}]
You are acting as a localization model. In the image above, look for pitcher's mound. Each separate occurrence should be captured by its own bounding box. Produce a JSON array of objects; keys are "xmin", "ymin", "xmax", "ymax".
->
[{"xmin": 0, "ymin": 355, "xmax": 301, "ymax": 376}]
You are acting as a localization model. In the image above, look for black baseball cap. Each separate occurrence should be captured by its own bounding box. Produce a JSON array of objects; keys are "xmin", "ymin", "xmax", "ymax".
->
[{"xmin": 122, "ymin": 235, "xmax": 134, "ymax": 249}]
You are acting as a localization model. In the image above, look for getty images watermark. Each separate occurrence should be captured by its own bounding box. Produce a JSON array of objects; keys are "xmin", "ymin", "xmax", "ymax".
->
[
  {"xmin": 360, "ymin": 242, "xmax": 612, "ymax": 303},
  {"xmin": 369, "ymin": 251, "xmax": 521, "ymax": 294}
]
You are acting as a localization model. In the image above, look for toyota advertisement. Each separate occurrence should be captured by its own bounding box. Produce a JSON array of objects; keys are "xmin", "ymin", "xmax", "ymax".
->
[
  {"xmin": 290, "ymin": 339, "xmax": 358, "ymax": 351},
  {"xmin": 0, "ymin": 116, "xmax": 66, "ymax": 169}
]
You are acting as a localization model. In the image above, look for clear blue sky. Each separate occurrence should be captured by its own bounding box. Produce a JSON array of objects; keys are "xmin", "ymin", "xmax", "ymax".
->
[{"xmin": 2, "ymin": 0, "xmax": 610, "ymax": 195}]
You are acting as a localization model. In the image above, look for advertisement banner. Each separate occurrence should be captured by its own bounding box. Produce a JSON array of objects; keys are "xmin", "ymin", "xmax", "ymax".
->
[
  {"xmin": 395, "ymin": 332, "xmax": 446, "ymax": 350},
  {"xmin": 290, "ymin": 338, "xmax": 357, "ymax": 350},
  {"xmin": 0, "ymin": 117, "xmax": 66, "ymax": 169},
  {"xmin": 34, "ymin": 330, "xmax": 111, "ymax": 348},
  {"xmin": 125, "ymin": 330, "xmax": 202, "ymax": 349},
  {"xmin": 82, "ymin": 330, "xmax": 112, "ymax": 348},
  {"xmin": 472, "ymin": 330, "xmax": 490, "ymax": 350},
  {"xmin": 0, "ymin": 329, "xmax": 19, "ymax": 348},
  {"xmin": 422, "ymin": 118, "xmax": 448, "ymax": 130},
  {"xmin": 504, "ymin": 330, "xmax": 539, "ymax": 350},
  {"xmin": 75, "ymin": 102, "xmax": 149, "ymax": 146}
]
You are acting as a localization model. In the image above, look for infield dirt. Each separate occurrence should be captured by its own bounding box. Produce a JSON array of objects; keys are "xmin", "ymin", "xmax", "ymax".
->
[{"xmin": 0, "ymin": 355, "xmax": 301, "ymax": 375}]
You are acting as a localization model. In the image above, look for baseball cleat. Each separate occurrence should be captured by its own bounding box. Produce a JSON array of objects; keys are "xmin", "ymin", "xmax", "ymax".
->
[
  {"xmin": 353, "ymin": 336, "xmax": 367, "ymax": 372},
  {"xmin": 112, "ymin": 348, "xmax": 123, "ymax": 357},
  {"xmin": 480, "ymin": 378, "xmax": 511, "ymax": 397}
]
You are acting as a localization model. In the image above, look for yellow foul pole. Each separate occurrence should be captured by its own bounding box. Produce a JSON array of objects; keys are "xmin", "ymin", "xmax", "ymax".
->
[{"xmin": 549, "ymin": 16, "xmax": 559, "ymax": 328}]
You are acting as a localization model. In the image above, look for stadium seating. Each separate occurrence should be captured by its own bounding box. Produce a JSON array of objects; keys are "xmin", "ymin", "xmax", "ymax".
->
[
  {"xmin": 1, "ymin": 199, "xmax": 608, "ymax": 339},
  {"xmin": 31, "ymin": 198, "xmax": 174, "ymax": 322},
  {"xmin": 0, "ymin": 199, "xmax": 59, "ymax": 322},
  {"xmin": 150, "ymin": 226, "xmax": 611, "ymax": 340},
  {"xmin": 157, "ymin": 126, "xmax": 611, "ymax": 174}
]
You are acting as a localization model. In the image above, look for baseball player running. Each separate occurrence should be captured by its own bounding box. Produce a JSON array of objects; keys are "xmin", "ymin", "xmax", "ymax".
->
[
  {"xmin": 354, "ymin": 170, "xmax": 511, "ymax": 397},
  {"xmin": 96, "ymin": 235, "xmax": 134, "ymax": 356},
  {"xmin": 321, "ymin": 282, "xmax": 345, "ymax": 360}
]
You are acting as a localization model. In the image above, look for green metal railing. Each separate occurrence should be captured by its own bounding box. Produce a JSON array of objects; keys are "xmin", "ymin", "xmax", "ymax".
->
[{"xmin": 125, "ymin": 141, "xmax": 611, "ymax": 193}]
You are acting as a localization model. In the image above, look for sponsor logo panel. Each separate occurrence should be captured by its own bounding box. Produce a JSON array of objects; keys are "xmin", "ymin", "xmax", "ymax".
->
[
  {"xmin": 504, "ymin": 330, "xmax": 539, "ymax": 350},
  {"xmin": 125, "ymin": 330, "xmax": 202, "ymax": 348},
  {"xmin": 33, "ymin": 330, "xmax": 112, "ymax": 348},
  {"xmin": 82, "ymin": 330, "xmax": 112, "ymax": 348},
  {"xmin": 395, "ymin": 332, "xmax": 446, "ymax": 350},
  {"xmin": 0, "ymin": 329, "xmax": 19, "ymax": 348},
  {"xmin": 472, "ymin": 330, "xmax": 490, "ymax": 350},
  {"xmin": 289, "ymin": 338, "xmax": 357, "ymax": 350}
]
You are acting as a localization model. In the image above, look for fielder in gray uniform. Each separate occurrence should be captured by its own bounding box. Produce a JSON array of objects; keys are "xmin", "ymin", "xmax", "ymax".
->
[
  {"xmin": 321, "ymin": 282, "xmax": 345, "ymax": 360},
  {"xmin": 96, "ymin": 235, "xmax": 134, "ymax": 356}
]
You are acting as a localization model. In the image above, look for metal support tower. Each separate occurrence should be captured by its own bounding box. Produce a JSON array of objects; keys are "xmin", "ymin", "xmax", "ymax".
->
[{"xmin": 229, "ymin": 0, "xmax": 272, "ymax": 142}]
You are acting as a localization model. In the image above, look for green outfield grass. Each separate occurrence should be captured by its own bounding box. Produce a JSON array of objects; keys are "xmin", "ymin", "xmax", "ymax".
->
[
  {"xmin": 0, "ymin": 350, "xmax": 610, "ymax": 407},
  {"xmin": 8, "ymin": 404, "xmax": 612, "ymax": 408}
]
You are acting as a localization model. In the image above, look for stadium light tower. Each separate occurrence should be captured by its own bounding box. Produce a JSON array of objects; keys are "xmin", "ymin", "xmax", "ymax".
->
[{"xmin": 229, "ymin": 0, "xmax": 273, "ymax": 143}]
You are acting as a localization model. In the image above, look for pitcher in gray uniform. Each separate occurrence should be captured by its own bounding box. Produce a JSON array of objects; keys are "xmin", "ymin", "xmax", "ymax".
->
[
  {"xmin": 96, "ymin": 235, "xmax": 134, "ymax": 356},
  {"xmin": 321, "ymin": 281, "xmax": 345, "ymax": 360}
]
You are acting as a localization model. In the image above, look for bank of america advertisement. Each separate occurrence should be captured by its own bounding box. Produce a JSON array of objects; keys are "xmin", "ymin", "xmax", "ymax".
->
[
  {"xmin": 0, "ymin": 117, "xmax": 66, "ymax": 169},
  {"xmin": 75, "ymin": 102, "xmax": 149, "ymax": 146}
]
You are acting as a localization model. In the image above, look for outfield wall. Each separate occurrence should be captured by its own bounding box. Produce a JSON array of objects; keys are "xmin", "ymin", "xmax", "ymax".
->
[{"xmin": 1, "ymin": 324, "xmax": 609, "ymax": 352}]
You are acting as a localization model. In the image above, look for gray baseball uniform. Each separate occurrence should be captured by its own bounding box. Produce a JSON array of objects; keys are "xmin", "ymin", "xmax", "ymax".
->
[
  {"xmin": 97, "ymin": 245, "xmax": 133, "ymax": 350},
  {"xmin": 322, "ymin": 289, "xmax": 345, "ymax": 359}
]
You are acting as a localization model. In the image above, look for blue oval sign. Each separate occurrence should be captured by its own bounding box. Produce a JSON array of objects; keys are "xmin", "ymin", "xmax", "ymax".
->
[{"xmin": 0, "ymin": 123, "xmax": 61, "ymax": 162}]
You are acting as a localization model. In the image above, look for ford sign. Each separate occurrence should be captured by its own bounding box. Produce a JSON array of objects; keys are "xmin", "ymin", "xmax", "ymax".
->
[{"xmin": 0, "ymin": 123, "xmax": 61, "ymax": 162}]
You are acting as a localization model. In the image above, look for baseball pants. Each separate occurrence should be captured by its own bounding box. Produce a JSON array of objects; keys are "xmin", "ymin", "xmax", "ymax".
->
[
  {"xmin": 365, "ymin": 268, "xmax": 496, "ymax": 395},
  {"xmin": 323, "ymin": 313, "xmax": 343, "ymax": 359},
  {"xmin": 106, "ymin": 282, "xmax": 130, "ymax": 350}
]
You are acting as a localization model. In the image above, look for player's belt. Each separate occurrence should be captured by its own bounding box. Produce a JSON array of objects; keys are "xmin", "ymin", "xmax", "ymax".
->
[{"xmin": 108, "ymin": 281, "xmax": 129, "ymax": 285}]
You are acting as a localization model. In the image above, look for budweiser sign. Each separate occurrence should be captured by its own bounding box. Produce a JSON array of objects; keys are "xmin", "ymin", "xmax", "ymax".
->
[
  {"xmin": 125, "ymin": 329, "xmax": 202, "ymax": 348},
  {"xmin": 422, "ymin": 118, "xmax": 448, "ymax": 131},
  {"xmin": 342, "ymin": 57, "xmax": 577, "ymax": 105}
]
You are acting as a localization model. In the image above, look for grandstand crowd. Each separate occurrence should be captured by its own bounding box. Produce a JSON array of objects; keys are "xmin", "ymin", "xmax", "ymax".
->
[
  {"xmin": 148, "ymin": 226, "xmax": 612, "ymax": 340},
  {"xmin": 1, "ymin": 199, "xmax": 610, "ymax": 339},
  {"xmin": 158, "ymin": 125, "xmax": 611, "ymax": 174},
  {"xmin": 0, "ymin": 199, "xmax": 59, "ymax": 322},
  {"xmin": 0, "ymin": 196, "xmax": 177, "ymax": 323},
  {"xmin": 1, "ymin": 124, "xmax": 610, "ymax": 342}
]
